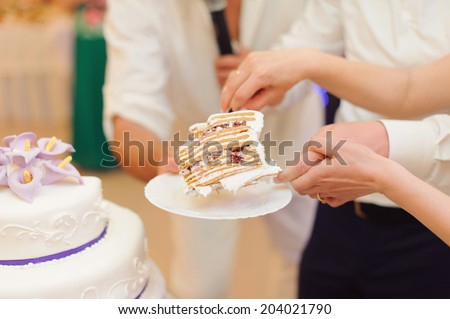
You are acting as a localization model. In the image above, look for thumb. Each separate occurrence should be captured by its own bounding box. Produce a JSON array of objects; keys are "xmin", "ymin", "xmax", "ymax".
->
[{"xmin": 275, "ymin": 150, "xmax": 324, "ymax": 183}]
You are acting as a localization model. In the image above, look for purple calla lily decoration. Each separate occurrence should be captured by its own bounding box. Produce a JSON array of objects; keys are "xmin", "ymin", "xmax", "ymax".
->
[
  {"xmin": 0, "ymin": 132, "xmax": 82, "ymax": 202},
  {"xmin": 0, "ymin": 149, "xmax": 8, "ymax": 186},
  {"xmin": 37, "ymin": 137, "xmax": 75, "ymax": 159},
  {"xmin": 42, "ymin": 160, "xmax": 83, "ymax": 185}
]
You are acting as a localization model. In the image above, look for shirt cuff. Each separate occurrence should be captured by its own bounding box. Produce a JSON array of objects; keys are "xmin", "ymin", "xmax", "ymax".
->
[{"xmin": 379, "ymin": 119, "xmax": 436, "ymax": 180}]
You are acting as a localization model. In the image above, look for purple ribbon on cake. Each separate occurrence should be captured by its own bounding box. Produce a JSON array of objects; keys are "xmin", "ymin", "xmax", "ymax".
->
[
  {"xmin": 135, "ymin": 281, "xmax": 149, "ymax": 299},
  {"xmin": 0, "ymin": 226, "xmax": 108, "ymax": 266}
]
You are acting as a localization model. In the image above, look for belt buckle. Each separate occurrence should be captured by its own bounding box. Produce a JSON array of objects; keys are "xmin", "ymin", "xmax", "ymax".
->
[{"xmin": 354, "ymin": 202, "xmax": 367, "ymax": 219}]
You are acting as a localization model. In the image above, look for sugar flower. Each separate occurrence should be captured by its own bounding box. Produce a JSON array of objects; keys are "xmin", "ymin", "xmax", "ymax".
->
[
  {"xmin": 8, "ymin": 166, "xmax": 43, "ymax": 203},
  {"xmin": 42, "ymin": 157, "xmax": 83, "ymax": 185},
  {"xmin": 37, "ymin": 136, "xmax": 75, "ymax": 159},
  {"xmin": 4, "ymin": 132, "xmax": 41, "ymax": 167},
  {"xmin": 0, "ymin": 149, "xmax": 8, "ymax": 186},
  {"xmin": 0, "ymin": 132, "xmax": 82, "ymax": 202}
]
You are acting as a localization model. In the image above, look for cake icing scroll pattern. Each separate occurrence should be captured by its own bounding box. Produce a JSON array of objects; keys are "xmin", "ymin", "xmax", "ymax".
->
[
  {"xmin": 0, "ymin": 215, "xmax": 78, "ymax": 244},
  {"xmin": 0, "ymin": 198, "xmax": 108, "ymax": 245},
  {"xmin": 82, "ymin": 198, "xmax": 109, "ymax": 225},
  {"xmin": 80, "ymin": 257, "xmax": 151, "ymax": 299},
  {"xmin": 107, "ymin": 257, "xmax": 151, "ymax": 298},
  {"xmin": 80, "ymin": 287, "xmax": 101, "ymax": 299}
]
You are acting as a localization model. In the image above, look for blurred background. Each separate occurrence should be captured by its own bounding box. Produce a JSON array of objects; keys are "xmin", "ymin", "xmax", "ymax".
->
[{"xmin": 0, "ymin": 0, "xmax": 296, "ymax": 298}]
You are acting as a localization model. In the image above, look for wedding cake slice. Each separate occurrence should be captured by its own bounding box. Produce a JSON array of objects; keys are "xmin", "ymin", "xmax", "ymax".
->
[{"xmin": 178, "ymin": 110, "xmax": 281, "ymax": 196}]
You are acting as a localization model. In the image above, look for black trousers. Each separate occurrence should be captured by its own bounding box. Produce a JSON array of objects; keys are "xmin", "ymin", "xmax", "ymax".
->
[{"xmin": 299, "ymin": 202, "xmax": 450, "ymax": 298}]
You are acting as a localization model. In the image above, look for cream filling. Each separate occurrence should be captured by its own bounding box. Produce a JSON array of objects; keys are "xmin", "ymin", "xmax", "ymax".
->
[{"xmin": 220, "ymin": 166, "xmax": 281, "ymax": 193}]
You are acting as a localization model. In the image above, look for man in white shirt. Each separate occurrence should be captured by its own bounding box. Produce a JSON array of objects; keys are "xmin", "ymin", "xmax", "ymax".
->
[{"xmin": 102, "ymin": 0, "xmax": 323, "ymax": 298}]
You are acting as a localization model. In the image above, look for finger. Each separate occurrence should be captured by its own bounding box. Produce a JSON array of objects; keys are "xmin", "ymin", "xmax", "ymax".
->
[
  {"xmin": 215, "ymin": 55, "xmax": 243, "ymax": 69},
  {"xmin": 275, "ymin": 166, "xmax": 300, "ymax": 184},
  {"xmin": 240, "ymin": 89, "xmax": 272, "ymax": 110},
  {"xmin": 275, "ymin": 165, "xmax": 304, "ymax": 184},
  {"xmin": 325, "ymin": 197, "xmax": 351, "ymax": 208},
  {"xmin": 217, "ymin": 70, "xmax": 234, "ymax": 87},
  {"xmin": 307, "ymin": 137, "xmax": 328, "ymax": 155},
  {"xmin": 229, "ymin": 74, "xmax": 269, "ymax": 111},
  {"xmin": 309, "ymin": 136, "xmax": 348, "ymax": 160},
  {"xmin": 276, "ymin": 149, "xmax": 324, "ymax": 184},
  {"xmin": 221, "ymin": 68, "xmax": 251, "ymax": 111},
  {"xmin": 237, "ymin": 47, "xmax": 251, "ymax": 57},
  {"xmin": 290, "ymin": 161, "xmax": 329, "ymax": 194},
  {"xmin": 275, "ymin": 155, "xmax": 311, "ymax": 183}
]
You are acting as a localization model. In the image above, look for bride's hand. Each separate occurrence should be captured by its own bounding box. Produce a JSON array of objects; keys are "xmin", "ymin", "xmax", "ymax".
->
[
  {"xmin": 288, "ymin": 141, "xmax": 393, "ymax": 207},
  {"xmin": 221, "ymin": 48, "xmax": 317, "ymax": 112}
]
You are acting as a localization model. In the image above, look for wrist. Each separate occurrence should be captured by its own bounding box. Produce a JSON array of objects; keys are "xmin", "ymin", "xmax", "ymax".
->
[
  {"xmin": 299, "ymin": 48, "xmax": 321, "ymax": 80},
  {"xmin": 374, "ymin": 158, "xmax": 405, "ymax": 194},
  {"xmin": 285, "ymin": 48, "xmax": 320, "ymax": 83},
  {"xmin": 372, "ymin": 121, "xmax": 390, "ymax": 157}
]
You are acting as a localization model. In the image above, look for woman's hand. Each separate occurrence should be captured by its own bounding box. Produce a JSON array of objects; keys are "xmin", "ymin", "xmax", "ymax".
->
[
  {"xmin": 289, "ymin": 141, "xmax": 393, "ymax": 207},
  {"xmin": 221, "ymin": 48, "xmax": 317, "ymax": 112},
  {"xmin": 275, "ymin": 121, "xmax": 391, "ymax": 207}
]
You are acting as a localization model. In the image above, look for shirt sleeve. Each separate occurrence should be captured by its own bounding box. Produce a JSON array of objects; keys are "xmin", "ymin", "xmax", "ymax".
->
[
  {"xmin": 274, "ymin": 0, "xmax": 344, "ymax": 55},
  {"xmin": 380, "ymin": 114, "xmax": 450, "ymax": 195},
  {"xmin": 271, "ymin": 0, "xmax": 343, "ymax": 111},
  {"xmin": 103, "ymin": 0, "xmax": 174, "ymax": 141}
]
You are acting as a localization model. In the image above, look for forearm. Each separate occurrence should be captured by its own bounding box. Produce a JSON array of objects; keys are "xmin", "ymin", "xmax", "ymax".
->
[
  {"xmin": 404, "ymin": 56, "xmax": 450, "ymax": 117},
  {"xmin": 378, "ymin": 161, "xmax": 450, "ymax": 246},
  {"xmin": 113, "ymin": 116, "xmax": 163, "ymax": 182},
  {"xmin": 304, "ymin": 49, "xmax": 409, "ymax": 117},
  {"xmin": 305, "ymin": 50, "xmax": 450, "ymax": 118}
]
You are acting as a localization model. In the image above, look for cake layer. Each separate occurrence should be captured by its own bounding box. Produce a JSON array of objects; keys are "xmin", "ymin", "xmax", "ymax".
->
[
  {"xmin": 0, "ymin": 176, "xmax": 108, "ymax": 261},
  {"xmin": 179, "ymin": 110, "xmax": 281, "ymax": 196},
  {"xmin": 0, "ymin": 202, "xmax": 166, "ymax": 298}
]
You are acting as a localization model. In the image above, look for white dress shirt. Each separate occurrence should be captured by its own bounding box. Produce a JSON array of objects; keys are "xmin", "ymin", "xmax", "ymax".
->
[
  {"xmin": 277, "ymin": 0, "xmax": 450, "ymax": 207},
  {"xmin": 381, "ymin": 114, "xmax": 450, "ymax": 198}
]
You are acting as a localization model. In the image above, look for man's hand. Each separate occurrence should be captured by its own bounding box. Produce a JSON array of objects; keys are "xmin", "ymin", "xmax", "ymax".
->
[{"xmin": 312, "ymin": 121, "xmax": 389, "ymax": 157}]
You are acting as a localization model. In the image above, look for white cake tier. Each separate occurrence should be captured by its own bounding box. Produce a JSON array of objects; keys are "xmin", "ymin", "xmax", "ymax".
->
[
  {"xmin": 0, "ymin": 201, "xmax": 167, "ymax": 298},
  {"xmin": 0, "ymin": 177, "xmax": 108, "ymax": 260}
]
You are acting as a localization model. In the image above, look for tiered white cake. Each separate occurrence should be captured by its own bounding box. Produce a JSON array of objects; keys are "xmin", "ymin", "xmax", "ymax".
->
[
  {"xmin": 0, "ymin": 133, "xmax": 167, "ymax": 298},
  {"xmin": 0, "ymin": 177, "xmax": 167, "ymax": 298}
]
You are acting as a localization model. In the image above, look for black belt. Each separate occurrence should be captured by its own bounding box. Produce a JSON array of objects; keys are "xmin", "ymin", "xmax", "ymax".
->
[{"xmin": 353, "ymin": 202, "xmax": 417, "ymax": 224}]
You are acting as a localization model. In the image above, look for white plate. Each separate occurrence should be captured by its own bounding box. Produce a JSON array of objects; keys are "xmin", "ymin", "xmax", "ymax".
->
[{"xmin": 145, "ymin": 173, "xmax": 293, "ymax": 220}]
